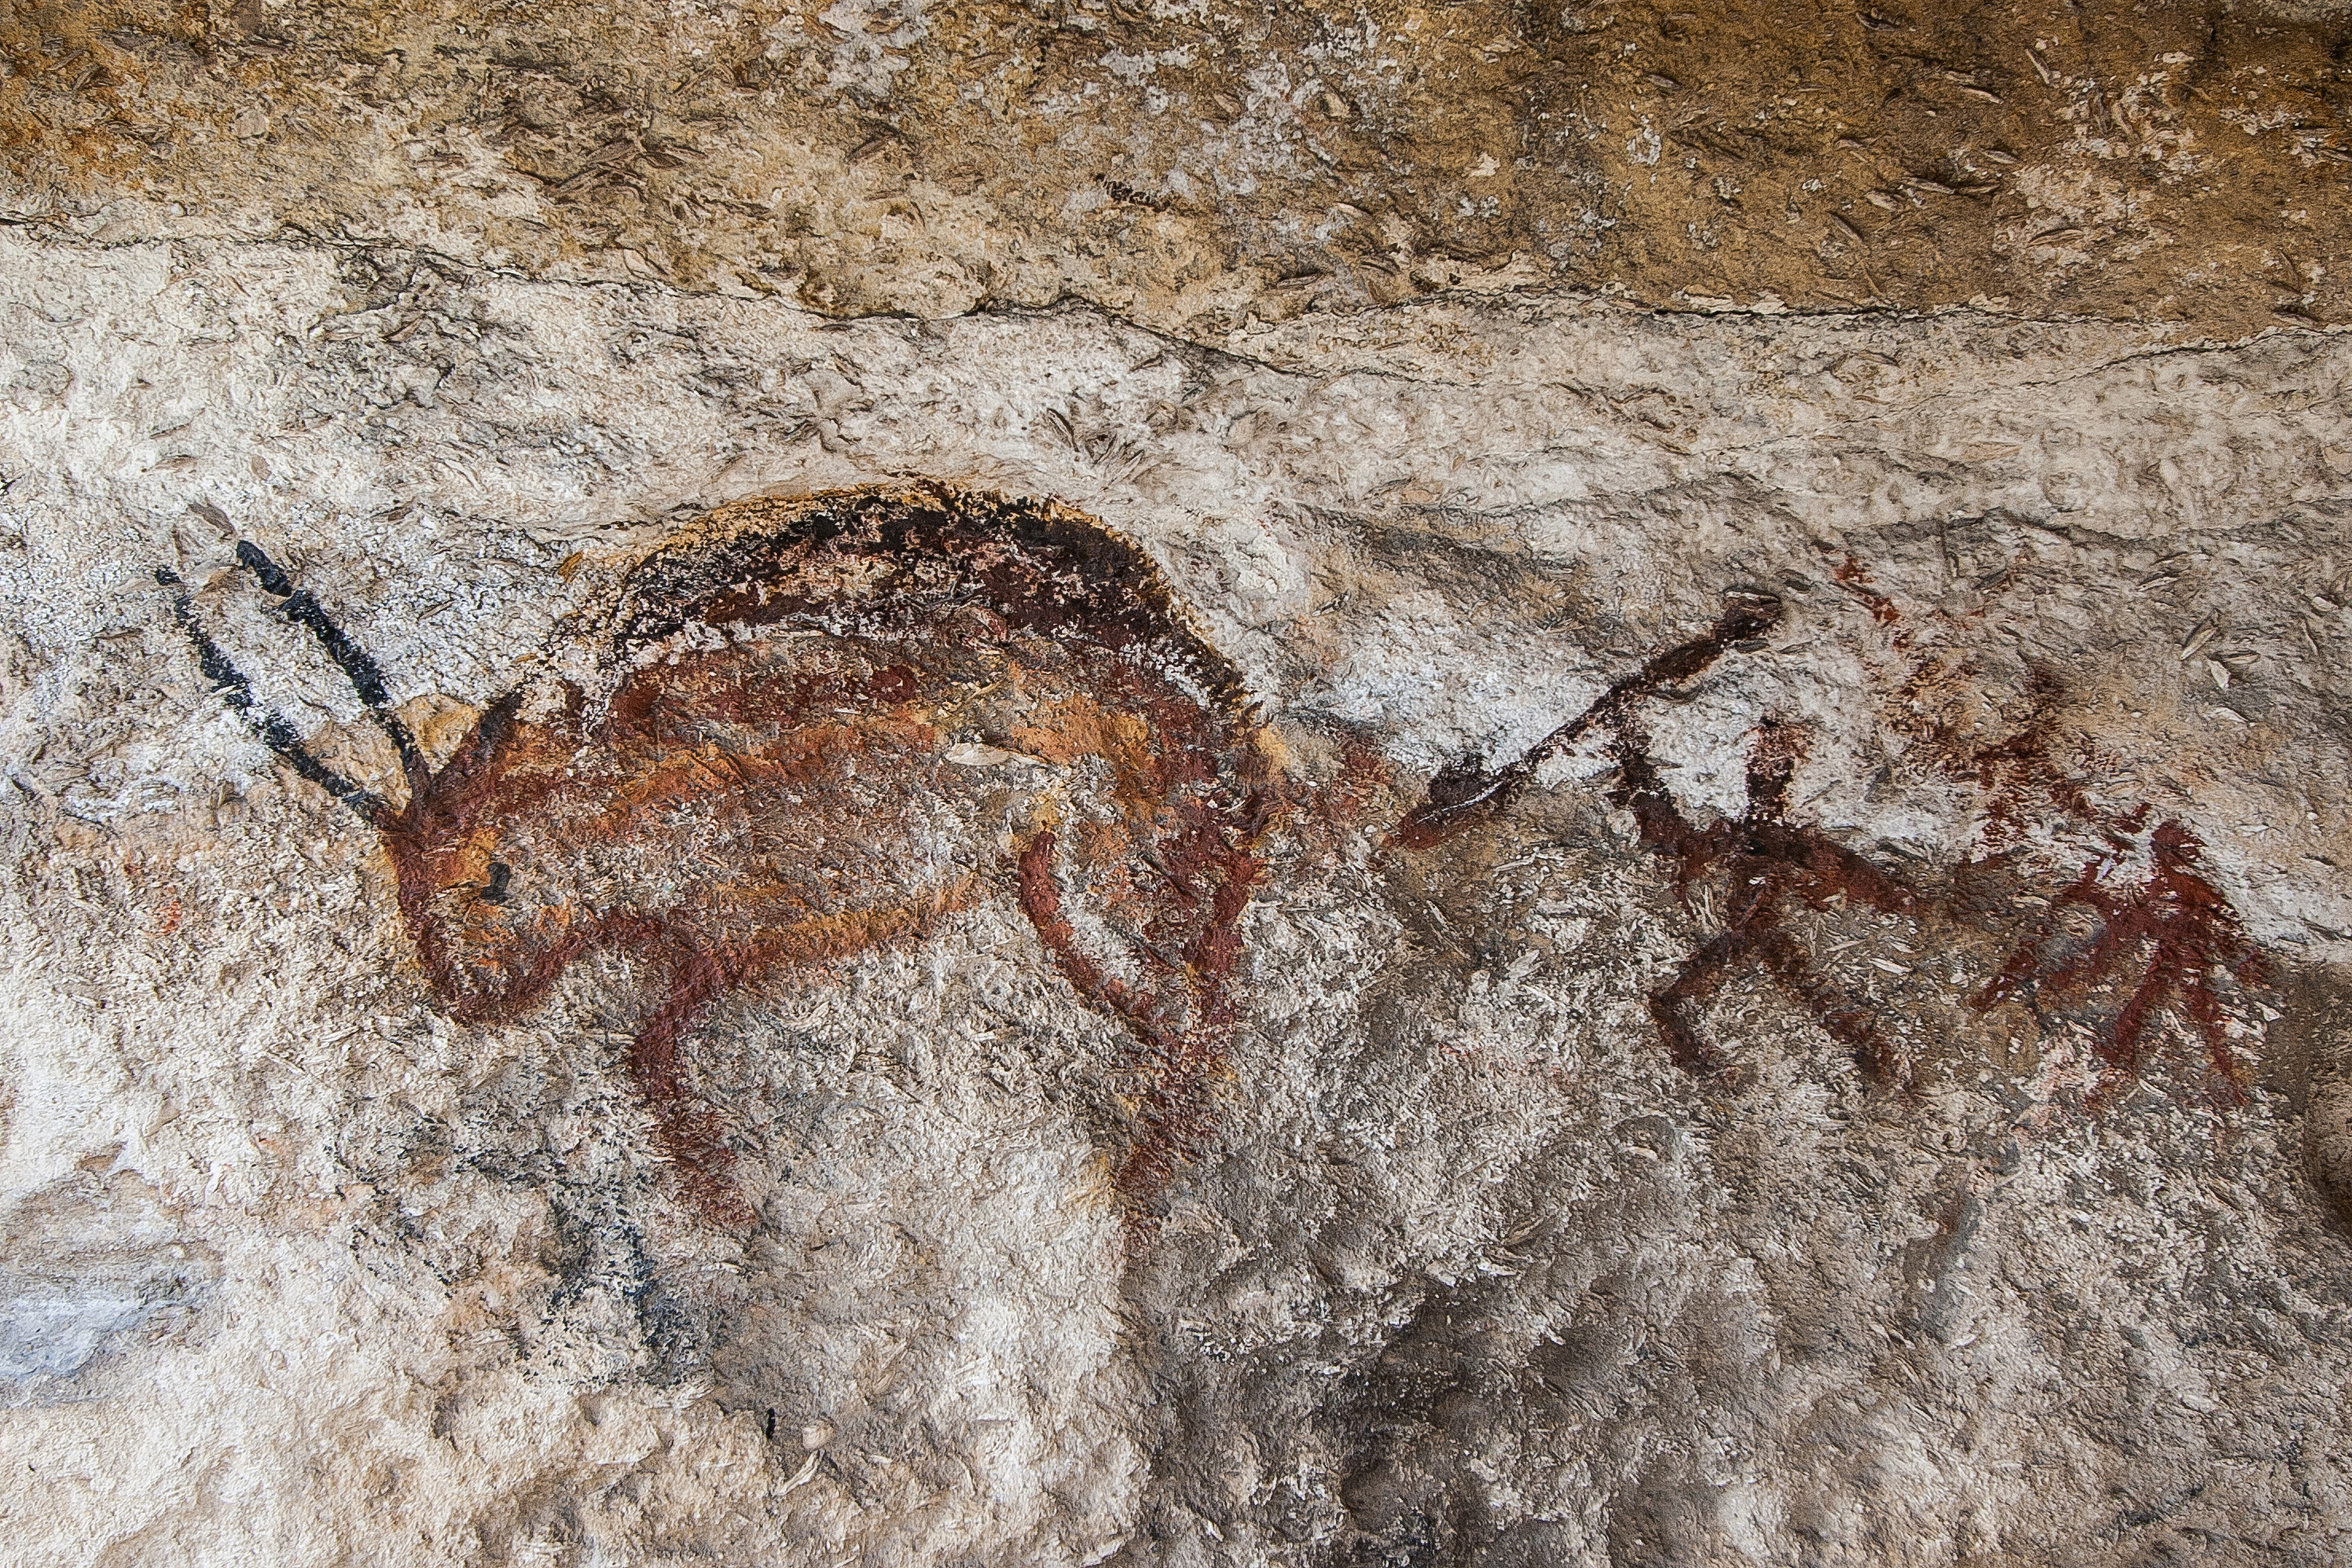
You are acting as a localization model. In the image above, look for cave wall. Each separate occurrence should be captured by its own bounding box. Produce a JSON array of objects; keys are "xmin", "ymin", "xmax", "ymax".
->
[{"xmin": 4, "ymin": 2, "xmax": 2352, "ymax": 1564}]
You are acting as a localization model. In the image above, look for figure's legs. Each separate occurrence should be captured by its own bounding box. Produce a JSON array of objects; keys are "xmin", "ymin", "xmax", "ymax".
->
[
  {"xmin": 1649, "ymin": 931, "xmax": 1742, "ymax": 1076},
  {"xmin": 2103, "ymin": 962, "xmax": 2170, "ymax": 1081},
  {"xmin": 2178, "ymin": 971, "xmax": 2248, "ymax": 1100},
  {"xmin": 1758, "ymin": 927, "xmax": 1903, "ymax": 1084},
  {"xmin": 609, "ymin": 894, "xmax": 986, "ymax": 1228}
]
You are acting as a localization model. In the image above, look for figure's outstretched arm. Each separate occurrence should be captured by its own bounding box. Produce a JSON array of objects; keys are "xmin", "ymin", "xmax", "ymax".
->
[
  {"xmin": 1391, "ymin": 591, "xmax": 1780, "ymax": 849},
  {"xmin": 1973, "ymin": 857, "xmax": 2110, "ymax": 1013}
]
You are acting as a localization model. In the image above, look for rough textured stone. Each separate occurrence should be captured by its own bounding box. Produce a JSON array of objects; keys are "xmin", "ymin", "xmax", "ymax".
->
[
  {"xmin": 4, "ymin": 6, "xmax": 2352, "ymax": 1566},
  {"xmin": 7, "ymin": 0, "xmax": 2352, "ymax": 333}
]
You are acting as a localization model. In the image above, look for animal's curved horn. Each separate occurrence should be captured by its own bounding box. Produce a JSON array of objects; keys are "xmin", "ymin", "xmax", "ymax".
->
[
  {"xmin": 233, "ymin": 539, "xmax": 428, "ymax": 794},
  {"xmin": 155, "ymin": 566, "xmax": 389, "ymax": 823}
]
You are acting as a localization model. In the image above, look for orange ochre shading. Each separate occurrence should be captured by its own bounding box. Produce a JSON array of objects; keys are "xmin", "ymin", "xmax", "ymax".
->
[{"xmin": 365, "ymin": 484, "xmax": 1273, "ymax": 1224}]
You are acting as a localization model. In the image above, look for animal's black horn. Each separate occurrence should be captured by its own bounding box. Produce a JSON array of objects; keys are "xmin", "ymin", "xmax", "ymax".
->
[
  {"xmin": 155, "ymin": 566, "xmax": 388, "ymax": 822},
  {"xmin": 234, "ymin": 539, "xmax": 297, "ymax": 597},
  {"xmin": 232, "ymin": 538, "xmax": 429, "ymax": 793}
]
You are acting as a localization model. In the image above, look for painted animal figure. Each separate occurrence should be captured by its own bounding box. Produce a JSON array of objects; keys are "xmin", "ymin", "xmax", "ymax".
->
[{"xmin": 161, "ymin": 483, "xmax": 1278, "ymax": 1223}]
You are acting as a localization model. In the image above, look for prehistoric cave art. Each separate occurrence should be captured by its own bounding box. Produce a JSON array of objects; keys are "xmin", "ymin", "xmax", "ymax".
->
[
  {"xmin": 160, "ymin": 483, "xmax": 1276, "ymax": 1225},
  {"xmin": 1394, "ymin": 591, "xmax": 1928, "ymax": 1085},
  {"xmin": 1390, "ymin": 579, "xmax": 2272, "ymax": 1103},
  {"xmin": 1607, "ymin": 718, "xmax": 1918, "ymax": 1084},
  {"xmin": 1848, "ymin": 555, "xmax": 2272, "ymax": 1103},
  {"xmin": 1975, "ymin": 819, "xmax": 2268, "ymax": 1103},
  {"xmin": 159, "ymin": 487, "xmax": 2276, "ymax": 1226},
  {"xmin": 1387, "ymin": 590, "xmax": 1785, "ymax": 853}
]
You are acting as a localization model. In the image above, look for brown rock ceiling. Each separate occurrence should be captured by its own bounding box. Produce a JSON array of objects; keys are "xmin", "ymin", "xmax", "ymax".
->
[{"xmin": 3, "ymin": 1, "xmax": 2347, "ymax": 335}]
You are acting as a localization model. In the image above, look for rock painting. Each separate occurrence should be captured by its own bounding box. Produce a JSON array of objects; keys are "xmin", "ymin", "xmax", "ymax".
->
[
  {"xmin": 164, "ymin": 485, "xmax": 2275, "ymax": 1229},
  {"xmin": 163, "ymin": 482, "xmax": 1275, "ymax": 1222}
]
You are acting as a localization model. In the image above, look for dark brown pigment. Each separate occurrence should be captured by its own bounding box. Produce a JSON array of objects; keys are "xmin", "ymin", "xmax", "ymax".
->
[
  {"xmin": 1975, "ymin": 819, "xmax": 2268, "ymax": 1102},
  {"xmin": 174, "ymin": 518, "xmax": 2281, "ymax": 1201},
  {"xmin": 1896, "ymin": 656, "xmax": 2125, "ymax": 853},
  {"xmin": 1610, "ymin": 719, "xmax": 1919, "ymax": 1083},
  {"xmin": 1813, "ymin": 556, "xmax": 2260, "ymax": 1099},
  {"xmin": 1394, "ymin": 591, "xmax": 1919, "ymax": 1079},
  {"xmin": 1390, "ymin": 590, "xmax": 1782, "ymax": 851},
  {"xmin": 1390, "ymin": 578, "xmax": 2271, "ymax": 1097}
]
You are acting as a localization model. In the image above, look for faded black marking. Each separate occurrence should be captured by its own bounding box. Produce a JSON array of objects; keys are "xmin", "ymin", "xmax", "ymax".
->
[
  {"xmin": 155, "ymin": 566, "xmax": 386, "ymax": 819},
  {"xmin": 234, "ymin": 539, "xmax": 426, "ymax": 784}
]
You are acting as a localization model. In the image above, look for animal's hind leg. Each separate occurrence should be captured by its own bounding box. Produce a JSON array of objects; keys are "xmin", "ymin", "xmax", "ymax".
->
[{"xmin": 1014, "ymin": 831, "xmax": 1207, "ymax": 1216}]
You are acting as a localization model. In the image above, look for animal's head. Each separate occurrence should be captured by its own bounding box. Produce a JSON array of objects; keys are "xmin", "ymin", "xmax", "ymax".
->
[
  {"xmin": 158, "ymin": 489, "xmax": 1310, "ymax": 1227},
  {"xmin": 377, "ymin": 680, "xmax": 618, "ymax": 1024},
  {"xmin": 157, "ymin": 544, "xmax": 597, "ymax": 1024}
]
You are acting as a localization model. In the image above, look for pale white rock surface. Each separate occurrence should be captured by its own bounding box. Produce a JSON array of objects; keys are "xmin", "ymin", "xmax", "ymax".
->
[{"xmin": 1, "ymin": 232, "xmax": 2350, "ymax": 1564}]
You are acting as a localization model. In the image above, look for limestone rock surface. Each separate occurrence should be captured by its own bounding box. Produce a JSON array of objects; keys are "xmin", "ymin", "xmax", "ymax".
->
[{"xmin": 3, "ymin": 4, "xmax": 2352, "ymax": 1566}]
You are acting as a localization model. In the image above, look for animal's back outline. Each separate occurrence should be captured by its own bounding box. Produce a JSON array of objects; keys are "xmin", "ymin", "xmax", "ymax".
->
[{"xmin": 161, "ymin": 482, "xmax": 1274, "ymax": 1225}]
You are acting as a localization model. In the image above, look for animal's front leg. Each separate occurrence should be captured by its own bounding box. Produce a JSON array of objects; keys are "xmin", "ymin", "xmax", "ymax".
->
[
  {"xmin": 1013, "ymin": 831, "xmax": 1175, "ymax": 1050},
  {"xmin": 619, "ymin": 938, "xmax": 756, "ymax": 1226},
  {"xmin": 1112, "ymin": 1070, "xmax": 1217, "ymax": 1219}
]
